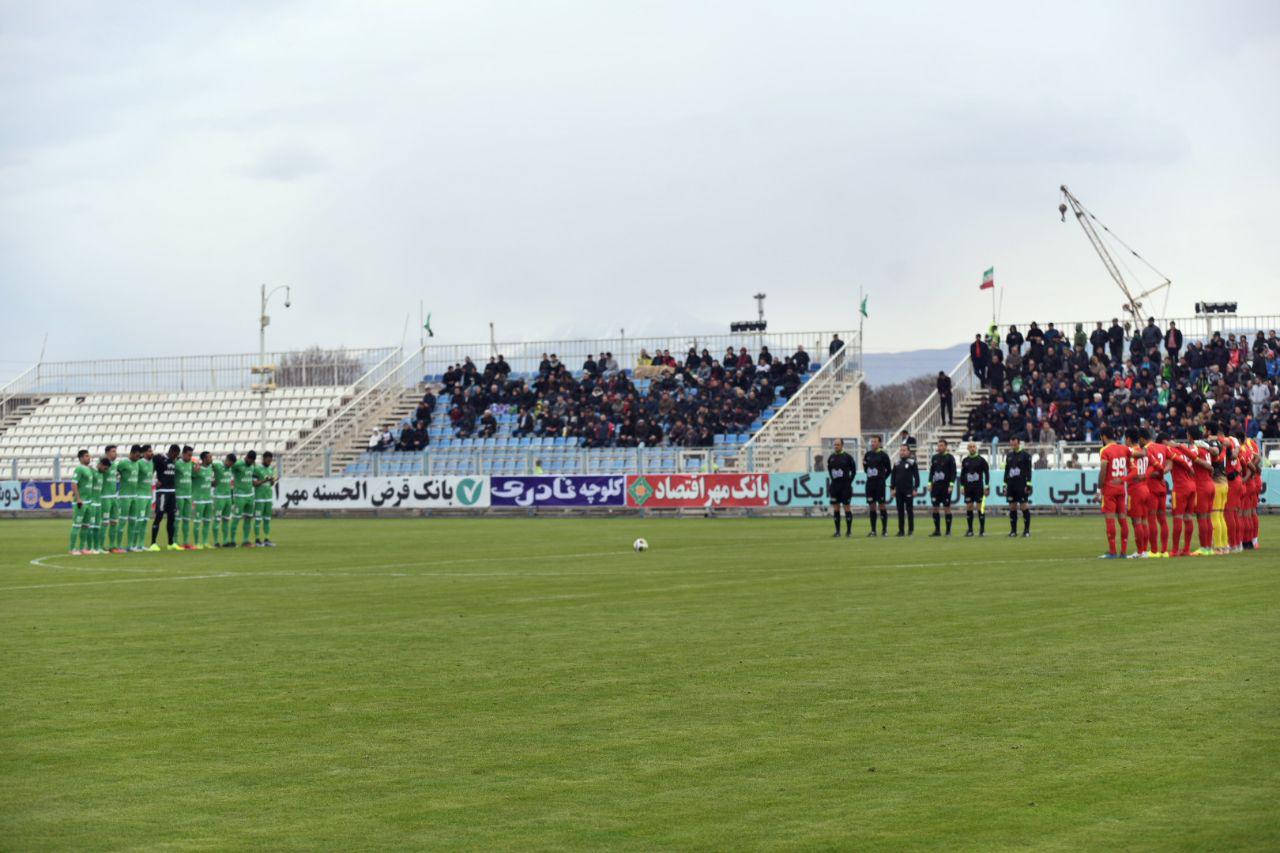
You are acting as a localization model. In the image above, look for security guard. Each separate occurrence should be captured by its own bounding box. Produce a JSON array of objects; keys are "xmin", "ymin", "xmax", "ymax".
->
[{"xmin": 889, "ymin": 444, "xmax": 920, "ymax": 537}]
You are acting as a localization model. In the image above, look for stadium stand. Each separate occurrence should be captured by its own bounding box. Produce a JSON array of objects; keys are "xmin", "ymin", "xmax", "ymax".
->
[
  {"xmin": 0, "ymin": 388, "xmax": 350, "ymax": 479},
  {"xmin": 893, "ymin": 316, "xmax": 1280, "ymax": 470}
]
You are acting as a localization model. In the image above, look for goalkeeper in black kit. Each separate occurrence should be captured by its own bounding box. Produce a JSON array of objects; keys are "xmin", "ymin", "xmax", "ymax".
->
[
  {"xmin": 960, "ymin": 441, "xmax": 990, "ymax": 536},
  {"xmin": 928, "ymin": 439, "xmax": 957, "ymax": 536},
  {"xmin": 826, "ymin": 438, "xmax": 856, "ymax": 537}
]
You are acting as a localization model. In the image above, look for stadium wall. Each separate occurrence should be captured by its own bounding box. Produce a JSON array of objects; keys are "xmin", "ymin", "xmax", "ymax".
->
[{"xmin": 6, "ymin": 471, "xmax": 1276, "ymax": 515}]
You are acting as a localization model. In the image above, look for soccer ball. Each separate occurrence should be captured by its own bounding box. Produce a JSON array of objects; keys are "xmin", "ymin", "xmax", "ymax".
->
[{"xmin": 633, "ymin": 538, "xmax": 649, "ymax": 552}]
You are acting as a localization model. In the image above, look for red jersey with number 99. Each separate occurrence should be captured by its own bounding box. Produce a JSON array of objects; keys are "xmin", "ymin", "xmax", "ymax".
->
[{"xmin": 1100, "ymin": 443, "xmax": 1131, "ymax": 492}]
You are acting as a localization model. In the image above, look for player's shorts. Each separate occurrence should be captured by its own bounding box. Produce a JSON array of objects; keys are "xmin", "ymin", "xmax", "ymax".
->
[
  {"xmin": 1128, "ymin": 484, "xmax": 1150, "ymax": 518},
  {"xmin": 962, "ymin": 484, "xmax": 985, "ymax": 504},
  {"xmin": 1146, "ymin": 485, "xmax": 1167, "ymax": 513},
  {"xmin": 214, "ymin": 496, "xmax": 232, "ymax": 518},
  {"xmin": 1171, "ymin": 487, "xmax": 1196, "ymax": 515},
  {"xmin": 194, "ymin": 499, "xmax": 213, "ymax": 518},
  {"xmin": 1226, "ymin": 478, "xmax": 1244, "ymax": 510},
  {"xmin": 255, "ymin": 498, "xmax": 273, "ymax": 517},
  {"xmin": 828, "ymin": 482, "xmax": 853, "ymax": 505},
  {"xmin": 1005, "ymin": 481, "xmax": 1028, "ymax": 504},
  {"xmin": 132, "ymin": 495, "xmax": 151, "ymax": 520},
  {"xmin": 864, "ymin": 479, "xmax": 887, "ymax": 504},
  {"xmin": 929, "ymin": 483, "xmax": 952, "ymax": 506},
  {"xmin": 1195, "ymin": 482, "xmax": 1216, "ymax": 515},
  {"xmin": 235, "ymin": 495, "xmax": 255, "ymax": 516},
  {"xmin": 1100, "ymin": 485, "xmax": 1126, "ymax": 515}
]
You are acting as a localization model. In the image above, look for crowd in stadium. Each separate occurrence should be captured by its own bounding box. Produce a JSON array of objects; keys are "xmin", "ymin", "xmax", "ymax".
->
[
  {"xmin": 963, "ymin": 319, "xmax": 1280, "ymax": 443},
  {"xmin": 369, "ymin": 338, "xmax": 844, "ymax": 451}
]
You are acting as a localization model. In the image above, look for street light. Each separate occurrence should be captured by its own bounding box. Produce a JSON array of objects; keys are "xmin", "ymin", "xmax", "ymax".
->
[{"xmin": 255, "ymin": 283, "xmax": 292, "ymax": 449}]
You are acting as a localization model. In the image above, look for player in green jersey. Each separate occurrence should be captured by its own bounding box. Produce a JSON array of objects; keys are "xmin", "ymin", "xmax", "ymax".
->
[
  {"xmin": 91, "ymin": 457, "xmax": 111, "ymax": 552},
  {"xmin": 212, "ymin": 454, "xmax": 233, "ymax": 547},
  {"xmin": 113, "ymin": 447, "xmax": 140, "ymax": 552},
  {"xmin": 174, "ymin": 445, "xmax": 196, "ymax": 549},
  {"xmin": 70, "ymin": 450, "xmax": 95, "ymax": 554},
  {"xmin": 230, "ymin": 451, "xmax": 257, "ymax": 546},
  {"xmin": 100, "ymin": 445, "xmax": 121, "ymax": 551},
  {"xmin": 192, "ymin": 451, "xmax": 214, "ymax": 549},
  {"xmin": 133, "ymin": 445, "xmax": 155, "ymax": 551},
  {"xmin": 252, "ymin": 451, "xmax": 278, "ymax": 546}
]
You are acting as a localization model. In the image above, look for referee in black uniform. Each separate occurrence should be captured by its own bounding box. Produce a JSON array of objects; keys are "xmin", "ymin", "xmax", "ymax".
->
[
  {"xmin": 890, "ymin": 444, "xmax": 920, "ymax": 536},
  {"xmin": 826, "ymin": 439, "xmax": 856, "ymax": 537},
  {"xmin": 1003, "ymin": 437, "xmax": 1033, "ymax": 537},
  {"xmin": 960, "ymin": 441, "xmax": 990, "ymax": 536},
  {"xmin": 862, "ymin": 435, "xmax": 892, "ymax": 536},
  {"xmin": 928, "ymin": 439, "xmax": 957, "ymax": 536}
]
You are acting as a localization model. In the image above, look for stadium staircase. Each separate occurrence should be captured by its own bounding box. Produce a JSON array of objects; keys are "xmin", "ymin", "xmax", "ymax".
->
[
  {"xmin": 891, "ymin": 354, "xmax": 979, "ymax": 451},
  {"xmin": 734, "ymin": 343, "xmax": 862, "ymax": 472},
  {"xmin": 323, "ymin": 386, "xmax": 424, "ymax": 475}
]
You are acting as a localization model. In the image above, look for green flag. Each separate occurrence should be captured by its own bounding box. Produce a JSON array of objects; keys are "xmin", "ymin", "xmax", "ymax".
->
[
  {"xmin": 423, "ymin": 313, "xmax": 434, "ymax": 337},
  {"xmin": 859, "ymin": 296, "xmax": 868, "ymax": 318}
]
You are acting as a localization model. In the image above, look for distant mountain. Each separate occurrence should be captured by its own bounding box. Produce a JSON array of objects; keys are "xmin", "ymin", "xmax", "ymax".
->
[{"xmin": 862, "ymin": 343, "xmax": 968, "ymax": 387}]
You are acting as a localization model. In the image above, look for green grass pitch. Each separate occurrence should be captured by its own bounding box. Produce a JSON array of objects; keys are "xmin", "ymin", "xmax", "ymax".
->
[{"xmin": 2, "ymin": 516, "xmax": 1278, "ymax": 850}]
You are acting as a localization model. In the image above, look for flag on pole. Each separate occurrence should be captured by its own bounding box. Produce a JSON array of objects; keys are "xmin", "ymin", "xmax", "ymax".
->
[
  {"xmin": 859, "ymin": 295, "xmax": 869, "ymax": 318},
  {"xmin": 423, "ymin": 313, "xmax": 434, "ymax": 337},
  {"xmin": 980, "ymin": 267, "xmax": 995, "ymax": 290}
]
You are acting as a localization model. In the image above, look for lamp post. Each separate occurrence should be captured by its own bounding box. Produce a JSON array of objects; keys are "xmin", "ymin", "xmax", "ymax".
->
[{"xmin": 257, "ymin": 283, "xmax": 292, "ymax": 449}]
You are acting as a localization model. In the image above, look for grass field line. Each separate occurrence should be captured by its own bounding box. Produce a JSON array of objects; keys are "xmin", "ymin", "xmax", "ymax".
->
[{"xmin": 7, "ymin": 552, "xmax": 1094, "ymax": 593}]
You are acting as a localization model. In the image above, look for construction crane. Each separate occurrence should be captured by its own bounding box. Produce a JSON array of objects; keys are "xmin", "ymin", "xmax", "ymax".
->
[{"xmin": 1059, "ymin": 185, "xmax": 1172, "ymax": 321}]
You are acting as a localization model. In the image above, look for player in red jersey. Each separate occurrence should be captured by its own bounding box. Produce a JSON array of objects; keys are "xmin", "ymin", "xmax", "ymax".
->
[
  {"xmin": 1236, "ymin": 430, "xmax": 1261, "ymax": 550},
  {"xmin": 1125, "ymin": 427, "xmax": 1152, "ymax": 558},
  {"xmin": 1218, "ymin": 425, "xmax": 1244, "ymax": 552},
  {"xmin": 1167, "ymin": 438, "xmax": 1198, "ymax": 557},
  {"xmin": 1097, "ymin": 426, "xmax": 1132, "ymax": 559},
  {"xmin": 1188, "ymin": 426, "xmax": 1217, "ymax": 556},
  {"xmin": 1143, "ymin": 430, "xmax": 1171, "ymax": 557}
]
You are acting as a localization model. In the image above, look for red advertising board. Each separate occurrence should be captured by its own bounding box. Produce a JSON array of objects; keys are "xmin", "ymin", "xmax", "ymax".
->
[{"xmin": 626, "ymin": 473, "xmax": 770, "ymax": 508}]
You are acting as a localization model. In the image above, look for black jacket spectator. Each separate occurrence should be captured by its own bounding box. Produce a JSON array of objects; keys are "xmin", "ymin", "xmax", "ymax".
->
[{"xmin": 828, "ymin": 335, "xmax": 844, "ymax": 355}]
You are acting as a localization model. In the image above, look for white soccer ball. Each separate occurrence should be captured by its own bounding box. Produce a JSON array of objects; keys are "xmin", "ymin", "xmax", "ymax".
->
[{"xmin": 633, "ymin": 537, "xmax": 649, "ymax": 552}]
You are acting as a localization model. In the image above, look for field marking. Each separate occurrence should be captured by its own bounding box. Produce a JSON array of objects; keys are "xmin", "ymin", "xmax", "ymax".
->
[{"xmin": 4, "ymin": 553, "xmax": 1099, "ymax": 594}]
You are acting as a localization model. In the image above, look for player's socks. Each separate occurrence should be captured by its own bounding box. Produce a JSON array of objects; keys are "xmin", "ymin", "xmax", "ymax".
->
[
  {"xmin": 932, "ymin": 512, "xmax": 940, "ymax": 534},
  {"xmin": 868, "ymin": 513, "xmax": 876, "ymax": 534},
  {"xmin": 879, "ymin": 509, "xmax": 888, "ymax": 534},
  {"xmin": 1105, "ymin": 518, "xmax": 1117, "ymax": 554},
  {"xmin": 966, "ymin": 510, "xmax": 974, "ymax": 533},
  {"xmin": 1171, "ymin": 517, "xmax": 1182, "ymax": 554},
  {"xmin": 1009, "ymin": 510, "xmax": 1017, "ymax": 535},
  {"xmin": 843, "ymin": 512, "xmax": 850, "ymax": 536},
  {"xmin": 1021, "ymin": 510, "xmax": 1030, "ymax": 534},
  {"xmin": 945, "ymin": 514, "xmax": 952, "ymax": 535},
  {"xmin": 978, "ymin": 512, "xmax": 985, "ymax": 534},
  {"xmin": 1118, "ymin": 518, "xmax": 1129, "ymax": 553},
  {"xmin": 834, "ymin": 513, "xmax": 841, "ymax": 535}
]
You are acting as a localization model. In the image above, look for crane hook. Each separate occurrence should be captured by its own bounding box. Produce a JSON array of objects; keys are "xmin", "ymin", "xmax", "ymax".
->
[{"xmin": 1058, "ymin": 202, "xmax": 1068, "ymax": 222}]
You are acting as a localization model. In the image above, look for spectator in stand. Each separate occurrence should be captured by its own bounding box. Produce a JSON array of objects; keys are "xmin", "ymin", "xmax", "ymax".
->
[
  {"xmin": 368, "ymin": 429, "xmax": 383, "ymax": 452},
  {"xmin": 582, "ymin": 353, "xmax": 599, "ymax": 376},
  {"xmin": 601, "ymin": 352, "xmax": 619, "ymax": 378},
  {"xmin": 1073, "ymin": 323, "xmax": 1088, "ymax": 349},
  {"xmin": 793, "ymin": 345, "xmax": 811, "ymax": 373},
  {"xmin": 1141, "ymin": 317, "xmax": 1162, "ymax": 353},
  {"xmin": 970, "ymin": 334, "xmax": 990, "ymax": 384},
  {"xmin": 1066, "ymin": 452, "xmax": 1082, "ymax": 469},
  {"xmin": 1166, "ymin": 322, "xmax": 1183, "ymax": 362},
  {"xmin": 1090, "ymin": 321, "xmax": 1108, "ymax": 358},
  {"xmin": 1107, "ymin": 318, "xmax": 1126, "ymax": 365},
  {"xmin": 987, "ymin": 351, "xmax": 1006, "ymax": 392},
  {"xmin": 513, "ymin": 407, "xmax": 535, "ymax": 437},
  {"xmin": 1026, "ymin": 322, "xmax": 1045, "ymax": 350},
  {"xmin": 829, "ymin": 334, "xmax": 844, "ymax": 356},
  {"xmin": 1005, "ymin": 325, "xmax": 1024, "ymax": 355},
  {"xmin": 637, "ymin": 348, "xmax": 652, "ymax": 367},
  {"xmin": 759, "ymin": 346, "xmax": 774, "ymax": 366},
  {"xmin": 1044, "ymin": 322, "xmax": 1061, "ymax": 345},
  {"xmin": 937, "ymin": 370, "xmax": 953, "ymax": 425}
]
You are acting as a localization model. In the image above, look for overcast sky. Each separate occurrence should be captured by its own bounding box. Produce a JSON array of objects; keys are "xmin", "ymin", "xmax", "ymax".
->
[{"xmin": 2, "ymin": 0, "xmax": 1277, "ymax": 382}]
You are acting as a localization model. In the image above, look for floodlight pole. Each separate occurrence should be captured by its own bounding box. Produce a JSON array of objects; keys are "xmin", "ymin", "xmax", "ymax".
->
[{"xmin": 258, "ymin": 283, "xmax": 291, "ymax": 449}]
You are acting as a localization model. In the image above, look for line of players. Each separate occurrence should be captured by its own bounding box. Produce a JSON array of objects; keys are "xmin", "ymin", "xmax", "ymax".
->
[
  {"xmin": 67, "ymin": 444, "xmax": 279, "ymax": 554},
  {"xmin": 1097, "ymin": 423, "xmax": 1263, "ymax": 559},
  {"xmin": 825, "ymin": 436, "xmax": 1030, "ymax": 538}
]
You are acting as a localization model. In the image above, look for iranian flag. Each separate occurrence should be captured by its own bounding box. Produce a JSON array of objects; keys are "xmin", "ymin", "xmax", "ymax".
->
[{"xmin": 979, "ymin": 267, "xmax": 995, "ymax": 290}]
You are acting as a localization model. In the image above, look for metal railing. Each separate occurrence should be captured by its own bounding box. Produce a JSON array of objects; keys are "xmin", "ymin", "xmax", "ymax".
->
[
  {"xmin": 280, "ymin": 345, "xmax": 425, "ymax": 476},
  {"xmin": 990, "ymin": 315, "xmax": 1280, "ymax": 349},
  {"xmin": 890, "ymin": 353, "xmax": 977, "ymax": 450},
  {"xmin": 739, "ymin": 339, "xmax": 862, "ymax": 470},
  {"xmin": 0, "ymin": 347, "xmax": 397, "ymax": 397}
]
